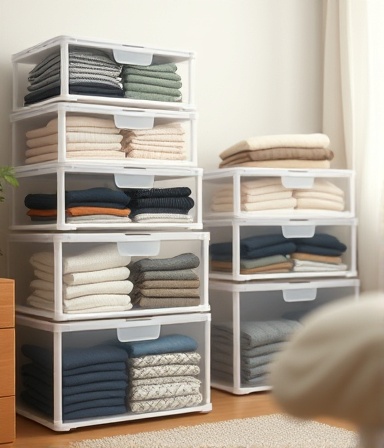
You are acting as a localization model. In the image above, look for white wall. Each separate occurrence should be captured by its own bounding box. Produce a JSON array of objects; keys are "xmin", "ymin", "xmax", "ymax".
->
[{"xmin": 0, "ymin": 0, "xmax": 323, "ymax": 273}]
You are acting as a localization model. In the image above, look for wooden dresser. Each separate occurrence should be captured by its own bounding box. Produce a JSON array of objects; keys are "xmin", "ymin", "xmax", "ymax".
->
[{"xmin": 0, "ymin": 278, "xmax": 15, "ymax": 445}]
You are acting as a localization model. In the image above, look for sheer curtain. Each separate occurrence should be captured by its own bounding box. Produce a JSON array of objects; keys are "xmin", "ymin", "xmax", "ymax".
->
[{"xmin": 322, "ymin": 0, "xmax": 384, "ymax": 292}]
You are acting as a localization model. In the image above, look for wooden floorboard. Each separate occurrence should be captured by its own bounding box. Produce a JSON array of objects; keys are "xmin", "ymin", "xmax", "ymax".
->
[{"xmin": 12, "ymin": 389, "xmax": 356, "ymax": 447}]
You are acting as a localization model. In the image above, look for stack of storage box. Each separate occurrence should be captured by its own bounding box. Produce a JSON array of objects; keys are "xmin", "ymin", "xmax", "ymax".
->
[
  {"xmin": 203, "ymin": 166, "xmax": 360, "ymax": 395},
  {"xmin": 9, "ymin": 35, "xmax": 211, "ymax": 431}
]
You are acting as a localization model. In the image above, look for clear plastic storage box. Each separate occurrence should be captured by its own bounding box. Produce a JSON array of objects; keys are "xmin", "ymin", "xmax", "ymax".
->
[
  {"xmin": 16, "ymin": 313, "xmax": 211, "ymax": 431},
  {"xmin": 10, "ymin": 165, "xmax": 203, "ymax": 231},
  {"xmin": 205, "ymin": 217, "xmax": 357, "ymax": 281},
  {"xmin": 11, "ymin": 102, "xmax": 198, "ymax": 168},
  {"xmin": 12, "ymin": 35, "xmax": 195, "ymax": 111},
  {"xmin": 8, "ymin": 232, "xmax": 210, "ymax": 321},
  {"xmin": 209, "ymin": 278, "xmax": 360, "ymax": 395},
  {"xmin": 203, "ymin": 167, "xmax": 355, "ymax": 219}
]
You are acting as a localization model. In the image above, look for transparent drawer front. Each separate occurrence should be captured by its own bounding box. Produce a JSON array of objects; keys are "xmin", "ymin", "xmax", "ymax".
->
[
  {"xmin": 206, "ymin": 219, "xmax": 357, "ymax": 281},
  {"xmin": 10, "ymin": 166, "xmax": 202, "ymax": 231},
  {"xmin": 12, "ymin": 35, "xmax": 195, "ymax": 111},
  {"xmin": 15, "ymin": 313, "xmax": 211, "ymax": 431},
  {"xmin": 8, "ymin": 232, "xmax": 209, "ymax": 321},
  {"xmin": 209, "ymin": 279, "xmax": 359, "ymax": 395},
  {"xmin": 203, "ymin": 167, "xmax": 355, "ymax": 220},
  {"xmin": 11, "ymin": 103, "xmax": 197, "ymax": 168}
]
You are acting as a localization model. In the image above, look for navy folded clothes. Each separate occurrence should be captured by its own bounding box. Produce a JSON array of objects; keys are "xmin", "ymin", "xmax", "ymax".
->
[
  {"xmin": 24, "ymin": 84, "xmax": 124, "ymax": 105},
  {"xmin": 210, "ymin": 241, "xmax": 297, "ymax": 260},
  {"xmin": 124, "ymin": 187, "xmax": 191, "ymax": 199},
  {"xmin": 210, "ymin": 234, "xmax": 293, "ymax": 256},
  {"xmin": 129, "ymin": 196, "xmax": 194, "ymax": 211},
  {"xmin": 25, "ymin": 188, "xmax": 130, "ymax": 210},
  {"xmin": 21, "ymin": 361, "xmax": 125, "ymax": 384},
  {"xmin": 21, "ymin": 390, "xmax": 127, "ymax": 420},
  {"xmin": 292, "ymin": 233, "xmax": 347, "ymax": 252},
  {"xmin": 119, "ymin": 334, "xmax": 198, "ymax": 358},
  {"xmin": 293, "ymin": 244, "xmax": 345, "ymax": 257},
  {"xmin": 21, "ymin": 344, "xmax": 128, "ymax": 372}
]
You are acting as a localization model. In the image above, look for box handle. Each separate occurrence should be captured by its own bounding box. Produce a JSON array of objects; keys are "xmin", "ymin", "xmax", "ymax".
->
[
  {"xmin": 283, "ymin": 288, "xmax": 317, "ymax": 302},
  {"xmin": 114, "ymin": 173, "xmax": 155, "ymax": 188},
  {"xmin": 114, "ymin": 114, "xmax": 155, "ymax": 130},
  {"xmin": 117, "ymin": 324, "xmax": 161, "ymax": 342},
  {"xmin": 113, "ymin": 49, "xmax": 153, "ymax": 65},
  {"xmin": 117, "ymin": 240, "xmax": 161, "ymax": 256},
  {"xmin": 281, "ymin": 224, "xmax": 316, "ymax": 238},
  {"xmin": 281, "ymin": 176, "xmax": 314, "ymax": 189}
]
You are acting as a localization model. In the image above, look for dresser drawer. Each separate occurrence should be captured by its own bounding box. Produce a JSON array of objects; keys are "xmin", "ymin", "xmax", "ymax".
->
[
  {"xmin": 0, "ymin": 279, "xmax": 15, "ymax": 328},
  {"xmin": 0, "ymin": 329, "xmax": 15, "ymax": 397},
  {"xmin": 0, "ymin": 395, "xmax": 16, "ymax": 444}
]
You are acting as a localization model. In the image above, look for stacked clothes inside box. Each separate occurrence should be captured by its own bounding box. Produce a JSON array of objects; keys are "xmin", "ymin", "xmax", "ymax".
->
[
  {"xmin": 24, "ymin": 47, "xmax": 124, "ymax": 106},
  {"xmin": 27, "ymin": 243, "xmax": 133, "ymax": 314},
  {"xmin": 210, "ymin": 234, "xmax": 296, "ymax": 274},
  {"xmin": 123, "ymin": 186, "xmax": 194, "ymax": 224},
  {"xmin": 20, "ymin": 344, "xmax": 129, "ymax": 420},
  {"xmin": 24, "ymin": 115, "xmax": 125, "ymax": 164},
  {"xmin": 128, "ymin": 253, "xmax": 201, "ymax": 308},
  {"xmin": 290, "ymin": 233, "xmax": 348, "ymax": 272},
  {"xmin": 120, "ymin": 122, "xmax": 187, "ymax": 161},
  {"xmin": 211, "ymin": 319, "xmax": 302, "ymax": 386},
  {"xmin": 119, "ymin": 334, "xmax": 202, "ymax": 413},
  {"xmin": 122, "ymin": 63, "xmax": 182, "ymax": 102},
  {"xmin": 218, "ymin": 134, "xmax": 334, "ymax": 169},
  {"xmin": 210, "ymin": 178, "xmax": 296, "ymax": 212},
  {"xmin": 210, "ymin": 178, "xmax": 345, "ymax": 213},
  {"xmin": 209, "ymin": 232, "xmax": 348, "ymax": 274},
  {"xmin": 24, "ymin": 187, "xmax": 132, "ymax": 224}
]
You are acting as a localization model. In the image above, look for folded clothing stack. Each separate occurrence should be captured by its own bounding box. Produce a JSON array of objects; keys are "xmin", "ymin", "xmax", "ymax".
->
[
  {"xmin": 122, "ymin": 63, "xmax": 182, "ymax": 102},
  {"xmin": 123, "ymin": 186, "xmax": 194, "ymax": 224},
  {"xmin": 210, "ymin": 178, "xmax": 296, "ymax": 212},
  {"xmin": 210, "ymin": 234, "xmax": 296, "ymax": 274},
  {"xmin": 211, "ymin": 320, "xmax": 302, "ymax": 385},
  {"xmin": 218, "ymin": 134, "xmax": 333, "ymax": 169},
  {"xmin": 293, "ymin": 179, "xmax": 345, "ymax": 211},
  {"xmin": 210, "ymin": 178, "xmax": 345, "ymax": 213},
  {"xmin": 290, "ymin": 233, "xmax": 348, "ymax": 272},
  {"xmin": 24, "ymin": 115, "xmax": 125, "ymax": 164},
  {"xmin": 209, "ymin": 232, "xmax": 348, "ymax": 274},
  {"xmin": 120, "ymin": 122, "xmax": 187, "ymax": 161},
  {"xmin": 129, "ymin": 253, "xmax": 201, "ymax": 308},
  {"xmin": 20, "ymin": 344, "xmax": 129, "ymax": 420},
  {"xmin": 24, "ymin": 47, "xmax": 124, "ymax": 106},
  {"xmin": 24, "ymin": 187, "xmax": 131, "ymax": 224},
  {"xmin": 119, "ymin": 334, "xmax": 202, "ymax": 413},
  {"xmin": 27, "ymin": 243, "xmax": 133, "ymax": 314}
]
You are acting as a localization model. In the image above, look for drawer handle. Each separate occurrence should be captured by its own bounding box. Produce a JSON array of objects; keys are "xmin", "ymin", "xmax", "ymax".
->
[
  {"xmin": 114, "ymin": 173, "xmax": 155, "ymax": 188},
  {"xmin": 283, "ymin": 288, "xmax": 317, "ymax": 302},
  {"xmin": 117, "ymin": 240, "xmax": 161, "ymax": 256},
  {"xmin": 281, "ymin": 176, "xmax": 314, "ymax": 189},
  {"xmin": 281, "ymin": 225, "xmax": 316, "ymax": 238},
  {"xmin": 113, "ymin": 49, "xmax": 153, "ymax": 66},
  {"xmin": 117, "ymin": 324, "xmax": 161, "ymax": 342},
  {"xmin": 114, "ymin": 114, "xmax": 155, "ymax": 130}
]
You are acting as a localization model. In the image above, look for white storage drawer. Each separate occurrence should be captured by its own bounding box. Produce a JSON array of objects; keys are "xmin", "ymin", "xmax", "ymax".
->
[
  {"xmin": 203, "ymin": 167, "xmax": 355, "ymax": 219},
  {"xmin": 209, "ymin": 278, "xmax": 360, "ymax": 395},
  {"xmin": 10, "ymin": 165, "xmax": 202, "ymax": 231},
  {"xmin": 7, "ymin": 232, "xmax": 210, "ymax": 321},
  {"xmin": 12, "ymin": 35, "xmax": 195, "ymax": 111},
  {"xmin": 205, "ymin": 218, "xmax": 357, "ymax": 281},
  {"xmin": 15, "ymin": 313, "xmax": 211, "ymax": 431},
  {"xmin": 11, "ymin": 102, "xmax": 197, "ymax": 168}
]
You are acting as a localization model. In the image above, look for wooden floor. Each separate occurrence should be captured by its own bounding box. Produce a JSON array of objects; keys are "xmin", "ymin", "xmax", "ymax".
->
[{"xmin": 11, "ymin": 389, "xmax": 356, "ymax": 447}]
